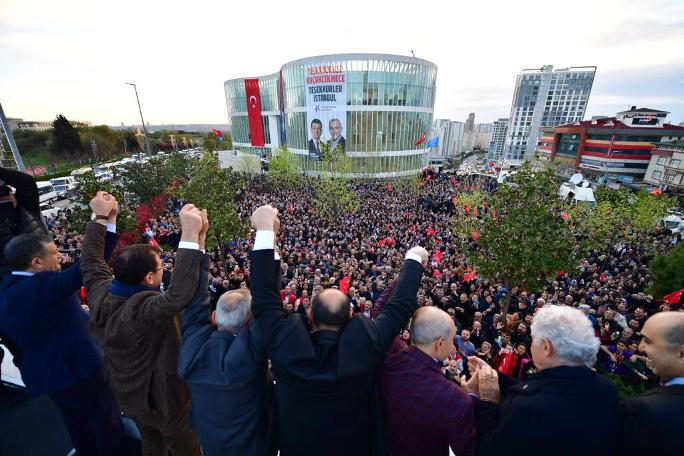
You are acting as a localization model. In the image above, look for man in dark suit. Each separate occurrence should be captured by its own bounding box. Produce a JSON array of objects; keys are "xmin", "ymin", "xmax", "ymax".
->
[
  {"xmin": 308, "ymin": 118, "xmax": 323, "ymax": 159},
  {"xmin": 329, "ymin": 118, "xmax": 346, "ymax": 153},
  {"xmin": 619, "ymin": 312, "xmax": 684, "ymax": 455},
  {"xmin": 81, "ymin": 191, "xmax": 205, "ymax": 456},
  {"xmin": 178, "ymin": 247, "xmax": 273, "ymax": 455},
  {"xmin": 248, "ymin": 204, "xmax": 427, "ymax": 456},
  {"xmin": 0, "ymin": 215, "xmax": 125, "ymax": 455},
  {"xmin": 465, "ymin": 305, "xmax": 620, "ymax": 454}
]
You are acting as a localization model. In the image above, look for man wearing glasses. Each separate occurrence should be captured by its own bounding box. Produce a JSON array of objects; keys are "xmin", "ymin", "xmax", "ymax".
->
[{"xmin": 81, "ymin": 191, "xmax": 208, "ymax": 456}]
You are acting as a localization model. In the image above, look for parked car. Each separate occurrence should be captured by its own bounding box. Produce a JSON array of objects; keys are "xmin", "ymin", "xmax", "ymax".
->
[
  {"xmin": 49, "ymin": 176, "xmax": 77, "ymax": 197},
  {"xmin": 40, "ymin": 203, "xmax": 60, "ymax": 219}
]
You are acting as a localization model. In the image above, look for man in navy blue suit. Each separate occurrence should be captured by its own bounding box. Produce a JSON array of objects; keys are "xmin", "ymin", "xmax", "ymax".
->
[{"xmin": 0, "ymin": 210, "xmax": 126, "ymax": 455}]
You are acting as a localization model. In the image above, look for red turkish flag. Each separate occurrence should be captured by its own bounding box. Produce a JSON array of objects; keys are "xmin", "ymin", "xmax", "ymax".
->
[
  {"xmin": 244, "ymin": 79, "xmax": 265, "ymax": 146},
  {"xmin": 663, "ymin": 288, "xmax": 684, "ymax": 306},
  {"xmin": 472, "ymin": 230, "xmax": 480, "ymax": 241},
  {"xmin": 426, "ymin": 227, "xmax": 436, "ymax": 237},
  {"xmin": 149, "ymin": 236, "xmax": 159, "ymax": 249},
  {"xmin": 339, "ymin": 276, "xmax": 352, "ymax": 294},
  {"xmin": 462, "ymin": 272, "xmax": 476, "ymax": 282}
]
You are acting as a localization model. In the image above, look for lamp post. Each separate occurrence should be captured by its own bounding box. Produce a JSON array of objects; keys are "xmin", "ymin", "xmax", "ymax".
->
[{"xmin": 125, "ymin": 82, "xmax": 153, "ymax": 157}]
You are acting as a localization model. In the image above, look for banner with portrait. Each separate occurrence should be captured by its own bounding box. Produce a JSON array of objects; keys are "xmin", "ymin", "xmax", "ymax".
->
[{"xmin": 305, "ymin": 64, "xmax": 347, "ymax": 160}]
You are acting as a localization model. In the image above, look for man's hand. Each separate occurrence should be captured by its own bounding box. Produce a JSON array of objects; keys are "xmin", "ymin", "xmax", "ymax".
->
[
  {"xmin": 477, "ymin": 363, "xmax": 501, "ymax": 404},
  {"xmin": 406, "ymin": 246, "xmax": 429, "ymax": 267},
  {"xmin": 250, "ymin": 205, "xmax": 278, "ymax": 231},
  {"xmin": 179, "ymin": 204, "xmax": 204, "ymax": 242},
  {"xmin": 460, "ymin": 362, "xmax": 480, "ymax": 395},
  {"xmin": 90, "ymin": 191, "xmax": 117, "ymax": 217},
  {"xmin": 198, "ymin": 209, "xmax": 209, "ymax": 251}
]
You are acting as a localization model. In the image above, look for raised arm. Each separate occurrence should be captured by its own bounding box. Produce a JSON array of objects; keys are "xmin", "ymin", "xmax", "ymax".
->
[
  {"xmin": 248, "ymin": 205, "xmax": 285, "ymax": 351},
  {"xmin": 370, "ymin": 246, "xmax": 427, "ymax": 353},
  {"xmin": 136, "ymin": 205, "xmax": 205, "ymax": 326},
  {"xmin": 81, "ymin": 192, "xmax": 120, "ymax": 307},
  {"xmin": 181, "ymin": 210, "xmax": 212, "ymax": 338}
]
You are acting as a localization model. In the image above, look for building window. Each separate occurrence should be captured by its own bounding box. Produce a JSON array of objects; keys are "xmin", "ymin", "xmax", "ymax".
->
[
  {"xmin": 665, "ymin": 173, "xmax": 676, "ymax": 182},
  {"xmin": 652, "ymin": 170, "xmax": 663, "ymax": 180},
  {"xmin": 657, "ymin": 157, "xmax": 667, "ymax": 165},
  {"xmin": 671, "ymin": 159, "xmax": 681, "ymax": 167}
]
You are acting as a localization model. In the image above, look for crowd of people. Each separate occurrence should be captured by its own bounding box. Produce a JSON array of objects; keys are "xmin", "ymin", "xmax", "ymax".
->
[{"xmin": 0, "ymin": 165, "xmax": 682, "ymax": 456}]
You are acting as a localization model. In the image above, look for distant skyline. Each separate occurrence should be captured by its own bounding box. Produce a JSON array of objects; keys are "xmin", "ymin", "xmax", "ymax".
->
[{"xmin": 1, "ymin": 0, "xmax": 683, "ymax": 126}]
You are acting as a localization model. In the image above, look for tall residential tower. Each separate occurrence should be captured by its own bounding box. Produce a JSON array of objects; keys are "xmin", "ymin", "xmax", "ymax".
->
[{"xmin": 503, "ymin": 65, "xmax": 596, "ymax": 162}]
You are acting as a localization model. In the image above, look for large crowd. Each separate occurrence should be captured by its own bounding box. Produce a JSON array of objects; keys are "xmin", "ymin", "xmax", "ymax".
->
[{"xmin": 1, "ymin": 165, "xmax": 682, "ymax": 456}]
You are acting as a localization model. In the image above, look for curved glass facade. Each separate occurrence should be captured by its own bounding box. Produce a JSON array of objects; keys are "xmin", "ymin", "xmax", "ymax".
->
[{"xmin": 224, "ymin": 54, "xmax": 438, "ymax": 177}]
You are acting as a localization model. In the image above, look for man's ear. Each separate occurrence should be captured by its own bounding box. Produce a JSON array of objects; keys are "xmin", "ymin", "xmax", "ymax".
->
[
  {"xmin": 30, "ymin": 256, "xmax": 43, "ymax": 270},
  {"xmin": 143, "ymin": 272, "xmax": 155, "ymax": 286},
  {"xmin": 211, "ymin": 311, "xmax": 217, "ymax": 326}
]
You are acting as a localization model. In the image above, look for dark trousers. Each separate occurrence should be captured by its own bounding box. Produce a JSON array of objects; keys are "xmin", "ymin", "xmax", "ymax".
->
[
  {"xmin": 128, "ymin": 401, "xmax": 200, "ymax": 456},
  {"xmin": 49, "ymin": 367, "xmax": 127, "ymax": 456}
]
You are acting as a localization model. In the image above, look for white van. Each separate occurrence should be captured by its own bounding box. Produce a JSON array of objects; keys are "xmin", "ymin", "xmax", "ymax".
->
[
  {"xmin": 50, "ymin": 176, "xmax": 77, "ymax": 197},
  {"xmin": 37, "ymin": 181, "xmax": 58, "ymax": 204}
]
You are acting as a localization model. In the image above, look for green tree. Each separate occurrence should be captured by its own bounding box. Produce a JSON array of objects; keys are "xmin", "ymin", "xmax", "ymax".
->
[
  {"xmin": 311, "ymin": 153, "xmax": 360, "ymax": 221},
  {"xmin": 268, "ymin": 147, "xmax": 303, "ymax": 190},
  {"xmin": 67, "ymin": 172, "xmax": 127, "ymax": 234},
  {"xmin": 180, "ymin": 153, "xmax": 246, "ymax": 265},
  {"xmin": 50, "ymin": 114, "xmax": 83, "ymax": 158},
  {"xmin": 648, "ymin": 242, "xmax": 684, "ymax": 298},
  {"xmin": 452, "ymin": 163, "xmax": 576, "ymax": 311},
  {"xmin": 628, "ymin": 190, "xmax": 675, "ymax": 234},
  {"xmin": 119, "ymin": 153, "xmax": 193, "ymax": 203}
]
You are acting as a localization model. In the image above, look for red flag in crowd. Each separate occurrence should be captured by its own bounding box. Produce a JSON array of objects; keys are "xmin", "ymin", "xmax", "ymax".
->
[
  {"xmin": 561, "ymin": 212, "xmax": 569, "ymax": 221},
  {"xmin": 663, "ymin": 288, "xmax": 684, "ymax": 306},
  {"xmin": 462, "ymin": 271, "xmax": 477, "ymax": 282},
  {"xmin": 149, "ymin": 236, "xmax": 159, "ymax": 249},
  {"xmin": 339, "ymin": 276, "xmax": 352, "ymax": 294},
  {"xmin": 426, "ymin": 227, "xmax": 436, "ymax": 237},
  {"xmin": 472, "ymin": 230, "xmax": 480, "ymax": 241},
  {"xmin": 415, "ymin": 131, "xmax": 427, "ymax": 146},
  {"xmin": 433, "ymin": 250, "xmax": 443, "ymax": 264}
]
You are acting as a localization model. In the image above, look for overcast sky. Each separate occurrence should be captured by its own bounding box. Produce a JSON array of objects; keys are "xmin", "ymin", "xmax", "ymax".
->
[{"xmin": 1, "ymin": 0, "xmax": 683, "ymax": 127}]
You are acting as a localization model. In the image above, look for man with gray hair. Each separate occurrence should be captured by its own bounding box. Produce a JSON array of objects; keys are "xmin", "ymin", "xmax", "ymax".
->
[
  {"xmin": 380, "ymin": 306, "xmax": 475, "ymax": 455},
  {"xmin": 178, "ymin": 255, "xmax": 272, "ymax": 455},
  {"xmin": 463, "ymin": 305, "xmax": 619, "ymax": 454}
]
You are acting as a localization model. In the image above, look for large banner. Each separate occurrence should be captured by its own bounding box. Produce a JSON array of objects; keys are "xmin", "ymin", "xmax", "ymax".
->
[{"xmin": 305, "ymin": 64, "xmax": 347, "ymax": 160}]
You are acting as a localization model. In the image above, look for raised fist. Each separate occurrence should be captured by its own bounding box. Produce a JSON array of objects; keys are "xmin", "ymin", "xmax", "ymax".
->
[
  {"xmin": 90, "ymin": 191, "xmax": 117, "ymax": 217},
  {"xmin": 179, "ymin": 204, "xmax": 204, "ymax": 235},
  {"xmin": 250, "ymin": 205, "xmax": 279, "ymax": 232},
  {"xmin": 407, "ymin": 246, "xmax": 429, "ymax": 266}
]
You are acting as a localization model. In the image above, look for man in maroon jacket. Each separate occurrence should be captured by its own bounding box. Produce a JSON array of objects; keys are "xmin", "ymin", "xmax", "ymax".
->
[{"xmin": 380, "ymin": 306, "xmax": 475, "ymax": 455}]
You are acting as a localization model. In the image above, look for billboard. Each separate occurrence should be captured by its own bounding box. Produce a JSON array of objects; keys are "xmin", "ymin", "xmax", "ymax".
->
[{"xmin": 305, "ymin": 64, "xmax": 347, "ymax": 160}]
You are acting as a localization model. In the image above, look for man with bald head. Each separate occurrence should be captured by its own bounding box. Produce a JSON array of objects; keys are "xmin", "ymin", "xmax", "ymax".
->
[
  {"xmin": 249, "ymin": 204, "xmax": 427, "ymax": 456},
  {"xmin": 178, "ymin": 248, "xmax": 272, "ymax": 455},
  {"xmin": 619, "ymin": 311, "xmax": 684, "ymax": 455},
  {"xmin": 380, "ymin": 306, "xmax": 475, "ymax": 455}
]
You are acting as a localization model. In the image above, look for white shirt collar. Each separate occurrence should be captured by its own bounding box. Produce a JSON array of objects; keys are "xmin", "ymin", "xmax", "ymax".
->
[
  {"xmin": 664, "ymin": 377, "xmax": 684, "ymax": 387},
  {"xmin": 12, "ymin": 271, "xmax": 35, "ymax": 276}
]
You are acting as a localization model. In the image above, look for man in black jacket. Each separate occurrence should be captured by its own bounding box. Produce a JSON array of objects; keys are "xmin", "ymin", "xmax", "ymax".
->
[
  {"xmin": 248, "ymin": 204, "xmax": 427, "ymax": 456},
  {"xmin": 619, "ymin": 312, "xmax": 684, "ymax": 455},
  {"xmin": 464, "ymin": 305, "xmax": 620, "ymax": 455}
]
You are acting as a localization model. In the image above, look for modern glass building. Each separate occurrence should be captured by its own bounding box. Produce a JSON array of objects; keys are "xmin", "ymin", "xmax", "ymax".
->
[{"xmin": 224, "ymin": 54, "xmax": 438, "ymax": 177}]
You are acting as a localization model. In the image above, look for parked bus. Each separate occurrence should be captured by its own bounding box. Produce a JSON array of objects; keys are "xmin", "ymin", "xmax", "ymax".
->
[{"xmin": 36, "ymin": 181, "xmax": 58, "ymax": 204}]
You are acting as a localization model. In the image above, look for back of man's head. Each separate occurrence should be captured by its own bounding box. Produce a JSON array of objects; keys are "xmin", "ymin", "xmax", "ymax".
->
[
  {"xmin": 112, "ymin": 244, "xmax": 158, "ymax": 285},
  {"xmin": 215, "ymin": 289, "xmax": 252, "ymax": 332},
  {"xmin": 411, "ymin": 306, "xmax": 454, "ymax": 347},
  {"xmin": 311, "ymin": 289, "xmax": 350, "ymax": 330},
  {"xmin": 4, "ymin": 233, "xmax": 53, "ymax": 271}
]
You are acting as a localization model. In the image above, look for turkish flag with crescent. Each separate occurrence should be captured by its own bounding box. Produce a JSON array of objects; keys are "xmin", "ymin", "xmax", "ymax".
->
[{"xmin": 244, "ymin": 79, "xmax": 265, "ymax": 146}]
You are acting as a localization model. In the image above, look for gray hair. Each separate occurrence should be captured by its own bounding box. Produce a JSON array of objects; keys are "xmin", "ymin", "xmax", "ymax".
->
[
  {"xmin": 216, "ymin": 289, "xmax": 252, "ymax": 332},
  {"xmin": 410, "ymin": 307, "xmax": 454, "ymax": 346},
  {"xmin": 531, "ymin": 305, "xmax": 599, "ymax": 367}
]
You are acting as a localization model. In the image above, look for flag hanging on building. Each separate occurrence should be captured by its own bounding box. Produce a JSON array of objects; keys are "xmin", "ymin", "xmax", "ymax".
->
[
  {"xmin": 426, "ymin": 137, "xmax": 439, "ymax": 148},
  {"xmin": 244, "ymin": 79, "xmax": 265, "ymax": 146}
]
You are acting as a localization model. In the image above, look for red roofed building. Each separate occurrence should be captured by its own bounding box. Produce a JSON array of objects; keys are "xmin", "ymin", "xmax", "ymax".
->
[{"xmin": 537, "ymin": 107, "xmax": 684, "ymax": 180}]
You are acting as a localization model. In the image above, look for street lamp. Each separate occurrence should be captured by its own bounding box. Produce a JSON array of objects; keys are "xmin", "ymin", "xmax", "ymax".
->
[{"xmin": 125, "ymin": 82, "xmax": 153, "ymax": 157}]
